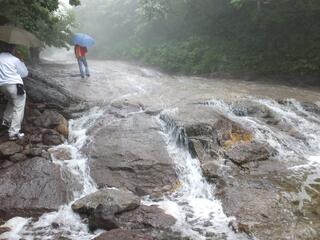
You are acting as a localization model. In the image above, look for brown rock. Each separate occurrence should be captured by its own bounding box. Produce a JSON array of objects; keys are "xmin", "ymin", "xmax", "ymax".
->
[
  {"xmin": 0, "ymin": 142, "xmax": 23, "ymax": 156},
  {"xmin": 42, "ymin": 129, "xmax": 65, "ymax": 146},
  {"xmin": 225, "ymin": 141, "xmax": 274, "ymax": 165},
  {"xmin": 33, "ymin": 109, "xmax": 69, "ymax": 138},
  {"xmin": 87, "ymin": 107, "xmax": 178, "ymax": 196},
  {"xmin": 94, "ymin": 229, "xmax": 154, "ymax": 240},
  {"xmin": 88, "ymin": 204, "xmax": 119, "ymax": 231},
  {"xmin": 49, "ymin": 147, "xmax": 72, "ymax": 161},
  {"xmin": 55, "ymin": 123, "xmax": 69, "ymax": 138},
  {"xmin": 9, "ymin": 153, "xmax": 27, "ymax": 162},
  {"xmin": 0, "ymin": 227, "xmax": 10, "ymax": 234},
  {"xmin": 72, "ymin": 189, "xmax": 140, "ymax": 216},
  {"xmin": 116, "ymin": 205, "xmax": 176, "ymax": 231},
  {"xmin": 0, "ymin": 157, "xmax": 73, "ymax": 219}
]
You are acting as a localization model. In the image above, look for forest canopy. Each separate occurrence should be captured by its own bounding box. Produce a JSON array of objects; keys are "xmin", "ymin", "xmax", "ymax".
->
[
  {"xmin": 0, "ymin": 0, "xmax": 80, "ymax": 48},
  {"xmin": 76, "ymin": 0, "xmax": 320, "ymax": 75}
]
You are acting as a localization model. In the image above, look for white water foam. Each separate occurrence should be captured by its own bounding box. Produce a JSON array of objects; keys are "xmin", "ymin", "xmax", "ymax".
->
[
  {"xmin": 0, "ymin": 107, "xmax": 105, "ymax": 240},
  {"xmin": 206, "ymin": 98, "xmax": 320, "ymax": 211},
  {"xmin": 144, "ymin": 111, "xmax": 249, "ymax": 240}
]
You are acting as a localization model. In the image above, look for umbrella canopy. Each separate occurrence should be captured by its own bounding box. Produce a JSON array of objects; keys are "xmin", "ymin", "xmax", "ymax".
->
[
  {"xmin": 0, "ymin": 26, "xmax": 42, "ymax": 48},
  {"xmin": 72, "ymin": 33, "xmax": 95, "ymax": 48}
]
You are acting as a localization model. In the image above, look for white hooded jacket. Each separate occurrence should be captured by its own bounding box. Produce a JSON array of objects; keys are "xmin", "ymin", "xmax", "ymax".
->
[{"xmin": 0, "ymin": 52, "xmax": 28, "ymax": 86}]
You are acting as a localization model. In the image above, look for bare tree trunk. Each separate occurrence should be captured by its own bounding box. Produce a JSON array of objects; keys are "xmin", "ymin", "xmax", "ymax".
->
[{"xmin": 30, "ymin": 48, "xmax": 40, "ymax": 65}]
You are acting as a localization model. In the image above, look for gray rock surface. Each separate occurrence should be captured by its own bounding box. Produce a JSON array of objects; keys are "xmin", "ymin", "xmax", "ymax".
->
[
  {"xmin": 116, "ymin": 205, "xmax": 176, "ymax": 231},
  {"xmin": 159, "ymin": 102, "xmax": 320, "ymax": 239},
  {"xmin": 88, "ymin": 204, "xmax": 120, "ymax": 231},
  {"xmin": 72, "ymin": 188, "xmax": 140, "ymax": 215},
  {"xmin": 42, "ymin": 129, "xmax": 65, "ymax": 145},
  {"xmin": 225, "ymin": 141, "xmax": 274, "ymax": 165},
  {"xmin": 25, "ymin": 70, "xmax": 81, "ymax": 107},
  {"xmin": 0, "ymin": 141, "xmax": 23, "ymax": 156},
  {"xmin": 94, "ymin": 229, "xmax": 154, "ymax": 240},
  {"xmin": 87, "ymin": 105, "xmax": 178, "ymax": 196},
  {"xmin": 34, "ymin": 109, "xmax": 69, "ymax": 137},
  {"xmin": 0, "ymin": 157, "xmax": 72, "ymax": 219}
]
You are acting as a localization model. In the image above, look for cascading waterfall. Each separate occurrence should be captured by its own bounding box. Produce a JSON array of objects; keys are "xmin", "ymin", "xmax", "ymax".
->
[
  {"xmin": 0, "ymin": 107, "xmax": 105, "ymax": 240},
  {"xmin": 1, "ymin": 97, "xmax": 319, "ymax": 240},
  {"xmin": 144, "ymin": 109, "xmax": 249, "ymax": 240},
  {"xmin": 205, "ymin": 98, "xmax": 320, "ymax": 210}
]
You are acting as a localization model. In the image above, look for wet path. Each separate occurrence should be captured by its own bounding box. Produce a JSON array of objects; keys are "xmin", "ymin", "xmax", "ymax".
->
[
  {"xmin": 33, "ymin": 59, "xmax": 320, "ymax": 108},
  {"xmin": 2, "ymin": 56, "xmax": 319, "ymax": 240}
]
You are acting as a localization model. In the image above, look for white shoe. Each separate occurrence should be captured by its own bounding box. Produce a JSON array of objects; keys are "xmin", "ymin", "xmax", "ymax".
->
[{"xmin": 9, "ymin": 132, "xmax": 25, "ymax": 141}]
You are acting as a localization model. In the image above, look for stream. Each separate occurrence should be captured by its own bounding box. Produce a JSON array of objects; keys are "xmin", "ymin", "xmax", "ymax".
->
[{"xmin": 0, "ymin": 53, "xmax": 320, "ymax": 239}]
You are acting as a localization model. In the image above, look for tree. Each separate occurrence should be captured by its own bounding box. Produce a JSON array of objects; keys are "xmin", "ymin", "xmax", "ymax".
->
[{"xmin": 0, "ymin": 0, "xmax": 81, "ymax": 48}]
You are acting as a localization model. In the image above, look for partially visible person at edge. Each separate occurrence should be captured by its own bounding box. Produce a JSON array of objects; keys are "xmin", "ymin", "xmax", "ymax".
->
[
  {"xmin": 74, "ymin": 44, "xmax": 90, "ymax": 78},
  {"xmin": 0, "ymin": 43, "xmax": 28, "ymax": 141}
]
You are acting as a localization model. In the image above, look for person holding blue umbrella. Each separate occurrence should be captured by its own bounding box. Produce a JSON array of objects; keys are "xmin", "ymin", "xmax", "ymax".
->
[{"xmin": 72, "ymin": 33, "xmax": 95, "ymax": 78}]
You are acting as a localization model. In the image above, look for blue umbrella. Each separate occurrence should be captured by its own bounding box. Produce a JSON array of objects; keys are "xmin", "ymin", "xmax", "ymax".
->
[{"xmin": 72, "ymin": 33, "xmax": 95, "ymax": 47}]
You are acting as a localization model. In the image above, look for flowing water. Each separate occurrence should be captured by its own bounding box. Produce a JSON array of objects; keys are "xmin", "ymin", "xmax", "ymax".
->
[
  {"xmin": 144, "ymin": 110, "xmax": 249, "ymax": 240},
  {"xmin": 0, "ymin": 108, "xmax": 105, "ymax": 240},
  {"xmin": 1, "ymin": 56, "xmax": 320, "ymax": 239},
  {"xmin": 204, "ymin": 98, "xmax": 320, "ymax": 210}
]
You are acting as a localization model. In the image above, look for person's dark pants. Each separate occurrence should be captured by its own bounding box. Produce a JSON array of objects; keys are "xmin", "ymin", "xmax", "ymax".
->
[{"xmin": 77, "ymin": 57, "xmax": 90, "ymax": 77}]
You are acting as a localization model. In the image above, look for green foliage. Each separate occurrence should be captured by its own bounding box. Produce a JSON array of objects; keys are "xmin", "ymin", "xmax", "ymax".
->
[
  {"xmin": 76, "ymin": 0, "xmax": 320, "ymax": 75},
  {"xmin": 0, "ymin": 0, "xmax": 79, "ymax": 48}
]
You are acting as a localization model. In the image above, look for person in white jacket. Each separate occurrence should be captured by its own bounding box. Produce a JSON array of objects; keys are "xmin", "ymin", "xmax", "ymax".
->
[{"xmin": 0, "ymin": 43, "xmax": 28, "ymax": 140}]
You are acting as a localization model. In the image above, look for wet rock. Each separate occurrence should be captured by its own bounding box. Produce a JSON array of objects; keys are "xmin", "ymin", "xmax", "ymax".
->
[
  {"xmin": 111, "ymin": 99, "xmax": 144, "ymax": 112},
  {"xmin": 88, "ymin": 204, "xmax": 119, "ymax": 231},
  {"xmin": 24, "ymin": 147, "xmax": 44, "ymax": 157},
  {"xmin": 28, "ymin": 132, "xmax": 43, "ymax": 144},
  {"xmin": 160, "ymin": 104, "xmax": 253, "ymax": 172},
  {"xmin": 202, "ymin": 161, "xmax": 220, "ymax": 179},
  {"xmin": 116, "ymin": 205, "xmax": 176, "ymax": 231},
  {"xmin": 0, "ymin": 141, "xmax": 23, "ymax": 156},
  {"xmin": 34, "ymin": 110, "xmax": 69, "ymax": 138},
  {"xmin": 0, "ymin": 227, "xmax": 10, "ymax": 234},
  {"xmin": 61, "ymin": 102, "xmax": 90, "ymax": 120},
  {"xmin": 51, "ymin": 222, "xmax": 60, "ymax": 229},
  {"xmin": 72, "ymin": 188, "xmax": 140, "ymax": 215},
  {"xmin": 225, "ymin": 141, "xmax": 274, "ymax": 165},
  {"xmin": 9, "ymin": 153, "xmax": 27, "ymax": 162},
  {"xmin": 0, "ymin": 160, "xmax": 13, "ymax": 169},
  {"xmin": 87, "ymin": 108, "xmax": 178, "ymax": 196},
  {"xmin": 301, "ymin": 102, "xmax": 320, "ymax": 116},
  {"xmin": 94, "ymin": 229, "xmax": 154, "ymax": 240},
  {"xmin": 42, "ymin": 129, "xmax": 65, "ymax": 146},
  {"xmin": 49, "ymin": 147, "xmax": 72, "ymax": 161},
  {"xmin": 25, "ymin": 107, "xmax": 41, "ymax": 123},
  {"xmin": 25, "ymin": 72, "xmax": 81, "ymax": 107},
  {"xmin": 231, "ymin": 100, "xmax": 274, "ymax": 118},
  {"xmin": 0, "ymin": 157, "xmax": 72, "ymax": 219},
  {"xmin": 288, "ymin": 128, "xmax": 306, "ymax": 140},
  {"xmin": 161, "ymin": 104, "xmax": 250, "ymax": 148}
]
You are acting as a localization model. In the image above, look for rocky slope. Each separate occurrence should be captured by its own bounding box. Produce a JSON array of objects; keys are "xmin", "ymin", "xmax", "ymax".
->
[{"xmin": 1, "ymin": 60, "xmax": 320, "ymax": 240}]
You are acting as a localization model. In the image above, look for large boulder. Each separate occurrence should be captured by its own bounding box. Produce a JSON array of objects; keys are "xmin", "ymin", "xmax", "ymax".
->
[
  {"xmin": 88, "ymin": 204, "xmax": 120, "ymax": 231},
  {"xmin": 72, "ymin": 188, "xmax": 140, "ymax": 215},
  {"xmin": 116, "ymin": 205, "xmax": 176, "ymax": 232},
  {"xmin": 159, "ymin": 102, "xmax": 320, "ymax": 239},
  {"xmin": 91, "ymin": 205, "xmax": 179, "ymax": 240},
  {"xmin": 25, "ymin": 70, "xmax": 81, "ymax": 108},
  {"xmin": 42, "ymin": 129, "xmax": 65, "ymax": 146},
  {"xmin": 225, "ymin": 141, "xmax": 274, "ymax": 165},
  {"xmin": 87, "ymin": 105, "xmax": 178, "ymax": 196},
  {"xmin": 34, "ymin": 110, "xmax": 69, "ymax": 138},
  {"xmin": 0, "ymin": 157, "xmax": 73, "ymax": 219},
  {"xmin": 160, "ymin": 104, "xmax": 252, "ymax": 164},
  {"xmin": 0, "ymin": 141, "xmax": 23, "ymax": 156}
]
